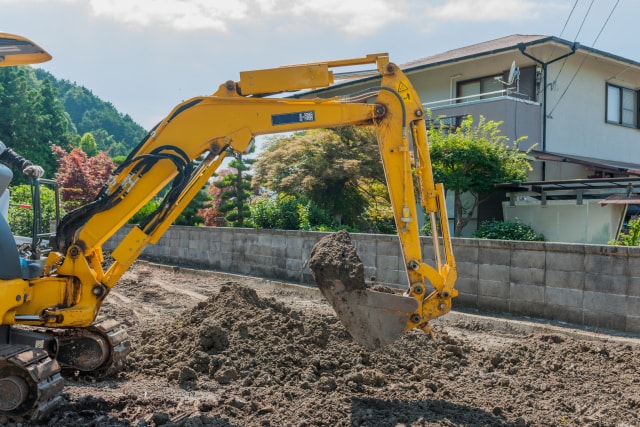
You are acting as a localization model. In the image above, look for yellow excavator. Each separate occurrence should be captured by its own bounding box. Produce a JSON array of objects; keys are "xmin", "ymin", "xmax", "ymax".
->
[{"xmin": 0, "ymin": 33, "xmax": 457, "ymax": 421}]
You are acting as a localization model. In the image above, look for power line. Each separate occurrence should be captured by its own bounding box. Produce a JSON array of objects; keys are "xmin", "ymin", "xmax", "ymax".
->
[
  {"xmin": 548, "ymin": 0, "xmax": 622, "ymax": 117},
  {"xmin": 559, "ymin": 0, "xmax": 580, "ymax": 38},
  {"xmin": 550, "ymin": 0, "xmax": 596, "ymax": 85},
  {"xmin": 591, "ymin": 0, "xmax": 620, "ymax": 46},
  {"xmin": 546, "ymin": 0, "xmax": 581, "ymax": 63},
  {"xmin": 573, "ymin": 0, "xmax": 596, "ymax": 41}
]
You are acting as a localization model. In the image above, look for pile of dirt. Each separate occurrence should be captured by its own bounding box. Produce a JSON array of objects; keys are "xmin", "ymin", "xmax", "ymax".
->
[{"xmin": 27, "ymin": 262, "xmax": 640, "ymax": 427}]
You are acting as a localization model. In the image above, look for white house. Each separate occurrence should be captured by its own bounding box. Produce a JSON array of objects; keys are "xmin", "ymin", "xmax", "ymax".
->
[{"xmin": 296, "ymin": 35, "xmax": 640, "ymax": 243}]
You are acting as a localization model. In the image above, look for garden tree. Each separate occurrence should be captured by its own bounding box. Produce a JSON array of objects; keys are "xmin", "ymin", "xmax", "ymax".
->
[
  {"xmin": 427, "ymin": 115, "xmax": 532, "ymax": 237},
  {"xmin": 79, "ymin": 132, "xmax": 99, "ymax": 157},
  {"xmin": 214, "ymin": 151, "xmax": 255, "ymax": 227},
  {"xmin": 52, "ymin": 145, "xmax": 115, "ymax": 211},
  {"xmin": 252, "ymin": 126, "xmax": 388, "ymax": 230}
]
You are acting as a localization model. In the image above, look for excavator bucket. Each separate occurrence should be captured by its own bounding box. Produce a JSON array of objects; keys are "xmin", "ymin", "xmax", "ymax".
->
[{"xmin": 309, "ymin": 231, "xmax": 418, "ymax": 349}]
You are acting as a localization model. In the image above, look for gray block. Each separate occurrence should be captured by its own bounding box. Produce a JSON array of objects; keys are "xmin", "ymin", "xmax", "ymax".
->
[
  {"xmin": 627, "ymin": 296, "xmax": 640, "ymax": 316},
  {"xmin": 454, "ymin": 293, "xmax": 478, "ymax": 308},
  {"xmin": 478, "ymin": 247, "xmax": 511, "ymax": 267},
  {"xmin": 627, "ymin": 254, "xmax": 640, "ymax": 276},
  {"xmin": 284, "ymin": 238, "xmax": 303, "ymax": 258},
  {"xmin": 626, "ymin": 316, "xmax": 640, "ymax": 333},
  {"xmin": 477, "ymin": 295, "xmax": 509, "ymax": 313},
  {"xmin": 376, "ymin": 240, "xmax": 400, "ymax": 256},
  {"xmin": 456, "ymin": 261, "xmax": 478, "ymax": 280},
  {"xmin": 545, "ymin": 269, "xmax": 584, "ymax": 291},
  {"xmin": 509, "ymin": 300, "xmax": 545, "ymax": 318},
  {"xmin": 479, "ymin": 264, "xmax": 509, "ymax": 282},
  {"xmin": 583, "ymin": 291, "xmax": 627, "ymax": 314},
  {"xmin": 511, "ymin": 249, "xmax": 545, "ymax": 269},
  {"xmin": 545, "ymin": 287, "xmax": 583, "ymax": 309},
  {"xmin": 377, "ymin": 255, "xmax": 400, "ymax": 271},
  {"xmin": 544, "ymin": 304, "xmax": 583, "ymax": 325},
  {"xmin": 375, "ymin": 268, "xmax": 401, "ymax": 286},
  {"xmin": 583, "ymin": 310, "xmax": 626, "ymax": 331},
  {"xmin": 545, "ymin": 252, "xmax": 584, "ymax": 272},
  {"xmin": 510, "ymin": 266, "xmax": 545, "ymax": 286},
  {"xmin": 628, "ymin": 278, "xmax": 640, "ymax": 298},
  {"xmin": 450, "ymin": 243, "xmax": 479, "ymax": 263},
  {"xmin": 584, "ymin": 273, "xmax": 627, "ymax": 295},
  {"xmin": 454, "ymin": 277, "xmax": 477, "ymax": 295},
  {"xmin": 584, "ymin": 253, "xmax": 627, "ymax": 276},
  {"xmin": 510, "ymin": 282, "xmax": 544, "ymax": 303},
  {"xmin": 478, "ymin": 280, "xmax": 509, "ymax": 299}
]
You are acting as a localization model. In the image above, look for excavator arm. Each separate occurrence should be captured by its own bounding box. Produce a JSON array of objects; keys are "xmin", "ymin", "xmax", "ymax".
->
[
  {"xmin": 0, "ymin": 36, "xmax": 456, "ymax": 420},
  {"xmin": 50, "ymin": 54, "xmax": 456, "ymax": 339},
  {"xmin": 7, "ymin": 52, "xmax": 458, "ymax": 340}
]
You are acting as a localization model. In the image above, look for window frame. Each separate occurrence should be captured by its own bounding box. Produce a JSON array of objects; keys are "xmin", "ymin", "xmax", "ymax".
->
[
  {"xmin": 605, "ymin": 83, "xmax": 639, "ymax": 128},
  {"xmin": 456, "ymin": 74, "xmax": 504, "ymax": 102}
]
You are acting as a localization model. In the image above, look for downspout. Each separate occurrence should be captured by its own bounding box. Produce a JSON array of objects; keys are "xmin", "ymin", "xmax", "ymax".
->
[{"xmin": 518, "ymin": 42, "xmax": 577, "ymax": 179}]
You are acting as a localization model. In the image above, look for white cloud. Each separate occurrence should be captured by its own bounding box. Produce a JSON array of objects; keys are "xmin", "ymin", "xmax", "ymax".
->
[
  {"xmin": 430, "ymin": 0, "xmax": 561, "ymax": 22},
  {"xmin": 2, "ymin": 0, "xmax": 563, "ymax": 35},
  {"xmin": 289, "ymin": 0, "xmax": 405, "ymax": 36},
  {"xmin": 88, "ymin": 0, "xmax": 249, "ymax": 31},
  {"xmin": 0, "ymin": 0, "xmax": 405, "ymax": 35}
]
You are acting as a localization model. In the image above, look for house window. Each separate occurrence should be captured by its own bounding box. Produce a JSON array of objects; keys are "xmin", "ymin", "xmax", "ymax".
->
[
  {"xmin": 606, "ymin": 83, "xmax": 638, "ymax": 128},
  {"xmin": 457, "ymin": 75, "xmax": 503, "ymax": 102}
]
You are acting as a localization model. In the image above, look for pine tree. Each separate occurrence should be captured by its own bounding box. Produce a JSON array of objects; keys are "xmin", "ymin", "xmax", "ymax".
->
[
  {"xmin": 214, "ymin": 152, "xmax": 255, "ymax": 227},
  {"xmin": 80, "ymin": 132, "xmax": 99, "ymax": 157}
]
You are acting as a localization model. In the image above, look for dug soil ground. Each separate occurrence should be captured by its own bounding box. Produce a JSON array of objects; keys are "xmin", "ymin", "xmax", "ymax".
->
[{"xmin": 25, "ymin": 261, "xmax": 640, "ymax": 427}]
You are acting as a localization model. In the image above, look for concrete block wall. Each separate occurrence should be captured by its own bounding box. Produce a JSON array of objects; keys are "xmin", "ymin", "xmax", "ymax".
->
[{"xmin": 105, "ymin": 225, "xmax": 640, "ymax": 335}]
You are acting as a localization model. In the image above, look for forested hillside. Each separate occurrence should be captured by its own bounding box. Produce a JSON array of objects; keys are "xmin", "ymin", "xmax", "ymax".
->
[
  {"xmin": 34, "ymin": 68, "xmax": 148, "ymax": 157},
  {"xmin": 0, "ymin": 65, "xmax": 147, "ymax": 184}
]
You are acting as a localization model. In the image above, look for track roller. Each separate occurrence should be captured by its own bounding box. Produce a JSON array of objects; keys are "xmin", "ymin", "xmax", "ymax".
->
[{"xmin": 0, "ymin": 344, "xmax": 64, "ymax": 423}]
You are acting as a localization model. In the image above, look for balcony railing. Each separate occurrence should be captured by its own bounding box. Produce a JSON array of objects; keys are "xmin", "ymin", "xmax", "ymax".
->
[{"xmin": 421, "ymin": 90, "xmax": 542, "ymax": 147}]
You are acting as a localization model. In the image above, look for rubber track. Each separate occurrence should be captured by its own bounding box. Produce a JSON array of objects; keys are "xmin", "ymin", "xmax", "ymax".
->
[
  {"xmin": 89, "ymin": 319, "xmax": 132, "ymax": 378},
  {"xmin": 0, "ymin": 344, "xmax": 64, "ymax": 423}
]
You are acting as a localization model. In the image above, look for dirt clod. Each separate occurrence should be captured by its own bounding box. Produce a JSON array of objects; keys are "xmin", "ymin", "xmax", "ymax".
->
[{"xmin": 308, "ymin": 230, "xmax": 365, "ymax": 291}]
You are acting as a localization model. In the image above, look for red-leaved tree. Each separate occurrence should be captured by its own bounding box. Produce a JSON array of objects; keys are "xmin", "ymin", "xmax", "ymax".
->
[
  {"xmin": 198, "ymin": 169, "xmax": 234, "ymax": 227},
  {"xmin": 52, "ymin": 145, "xmax": 115, "ymax": 211}
]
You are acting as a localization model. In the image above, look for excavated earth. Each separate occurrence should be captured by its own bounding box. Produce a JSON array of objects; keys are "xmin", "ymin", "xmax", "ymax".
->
[{"xmin": 20, "ymin": 256, "xmax": 640, "ymax": 427}]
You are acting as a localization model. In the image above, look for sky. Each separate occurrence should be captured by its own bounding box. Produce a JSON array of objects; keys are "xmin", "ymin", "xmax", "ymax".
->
[{"xmin": 1, "ymin": 0, "xmax": 637, "ymax": 131}]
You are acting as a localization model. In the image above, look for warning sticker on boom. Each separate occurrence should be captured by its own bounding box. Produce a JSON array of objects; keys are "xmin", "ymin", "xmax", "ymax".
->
[{"xmin": 271, "ymin": 110, "xmax": 316, "ymax": 126}]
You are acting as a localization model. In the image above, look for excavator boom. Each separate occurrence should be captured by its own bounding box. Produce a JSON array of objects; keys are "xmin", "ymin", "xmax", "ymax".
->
[{"xmin": 0, "ymin": 34, "xmax": 457, "ymax": 421}]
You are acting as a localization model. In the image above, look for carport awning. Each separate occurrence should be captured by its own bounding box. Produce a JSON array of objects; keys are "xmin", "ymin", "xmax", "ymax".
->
[
  {"xmin": 600, "ymin": 194, "xmax": 640, "ymax": 205},
  {"xmin": 530, "ymin": 150, "xmax": 640, "ymax": 176}
]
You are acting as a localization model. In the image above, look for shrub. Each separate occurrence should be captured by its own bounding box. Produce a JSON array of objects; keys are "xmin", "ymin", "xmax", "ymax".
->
[
  {"xmin": 8, "ymin": 184, "xmax": 60, "ymax": 238},
  {"xmin": 608, "ymin": 217, "xmax": 640, "ymax": 246},
  {"xmin": 473, "ymin": 219, "xmax": 544, "ymax": 241}
]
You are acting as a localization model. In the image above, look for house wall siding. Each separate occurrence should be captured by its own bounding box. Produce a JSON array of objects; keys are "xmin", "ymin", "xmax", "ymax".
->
[
  {"xmin": 105, "ymin": 225, "xmax": 640, "ymax": 335},
  {"xmin": 545, "ymin": 54, "xmax": 640, "ymax": 163}
]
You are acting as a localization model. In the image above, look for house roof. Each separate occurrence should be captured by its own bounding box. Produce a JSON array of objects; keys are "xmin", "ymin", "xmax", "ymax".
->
[
  {"xmin": 294, "ymin": 34, "xmax": 640, "ymax": 98},
  {"xmin": 400, "ymin": 34, "xmax": 549, "ymax": 70},
  {"xmin": 400, "ymin": 34, "xmax": 640, "ymax": 72}
]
